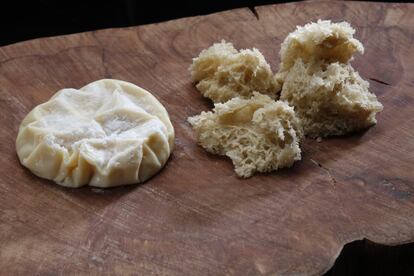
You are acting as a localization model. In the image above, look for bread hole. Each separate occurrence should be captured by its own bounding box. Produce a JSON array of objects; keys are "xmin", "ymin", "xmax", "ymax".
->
[
  {"xmin": 235, "ymin": 65, "xmax": 246, "ymax": 73},
  {"xmin": 218, "ymin": 74, "xmax": 229, "ymax": 86},
  {"xmin": 200, "ymin": 60, "xmax": 217, "ymax": 76},
  {"xmin": 322, "ymin": 36, "xmax": 341, "ymax": 49},
  {"xmin": 218, "ymin": 104, "xmax": 261, "ymax": 125},
  {"xmin": 320, "ymin": 62, "xmax": 328, "ymax": 71},
  {"xmin": 257, "ymin": 69, "xmax": 267, "ymax": 79},
  {"xmin": 333, "ymin": 83, "xmax": 343, "ymax": 93},
  {"xmin": 244, "ymin": 68, "xmax": 253, "ymax": 83},
  {"xmin": 289, "ymin": 43, "xmax": 307, "ymax": 68},
  {"xmin": 220, "ymin": 134, "xmax": 228, "ymax": 140},
  {"xmin": 268, "ymin": 134, "xmax": 285, "ymax": 148},
  {"xmin": 284, "ymin": 132, "xmax": 293, "ymax": 145},
  {"xmin": 281, "ymin": 120, "xmax": 289, "ymax": 129},
  {"xmin": 238, "ymin": 137, "xmax": 250, "ymax": 146},
  {"xmin": 318, "ymin": 37, "xmax": 356, "ymax": 64}
]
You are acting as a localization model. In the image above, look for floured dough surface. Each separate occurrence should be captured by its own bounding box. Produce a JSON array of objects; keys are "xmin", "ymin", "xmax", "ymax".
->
[
  {"xmin": 16, "ymin": 79, "xmax": 174, "ymax": 188},
  {"xmin": 188, "ymin": 92, "xmax": 302, "ymax": 178},
  {"xmin": 190, "ymin": 40, "xmax": 279, "ymax": 103},
  {"xmin": 277, "ymin": 20, "xmax": 383, "ymax": 137},
  {"xmin": 281, "ymin": 60, "xmax": 383, "ymax": 137}
]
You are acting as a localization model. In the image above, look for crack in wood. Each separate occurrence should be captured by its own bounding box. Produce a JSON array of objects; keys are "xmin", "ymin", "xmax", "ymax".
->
[
  {"xmin": 248, "ymin": 6, "xmax": 259, "ymax": 20},
  {"xmin": 101, "ymin": 48, "xmax": 112, "ymax": 78},
  {"xmin": 0, "ymin": 46, "xmax": 95, "ymax": 66},
  {"xmin": 369, "ymin": 78, "xmax": 391, "ymax": 86},
  {"xmin": 310, "ymin": 158, "xmax": 337, "ymax": 185},
  {"xmin": 91, "ymin": 31, "xmax": 112, "ymax": 78},
  {"xmin": 141, "ymin": 186, "xmax": 214, "ymax": 219}
]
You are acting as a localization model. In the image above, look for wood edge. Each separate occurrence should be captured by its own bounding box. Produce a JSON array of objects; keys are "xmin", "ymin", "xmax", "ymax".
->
[
  {"xmin": 321, "ymin": 236, "xmax": 414, "ymax": 275},
  {"xmin": 0, "ymin": 6, "xmax": 255, "ymax": 52},
  {"xmin": 253, "ymin": 0, "xmax": 414, "ymax": 14}
]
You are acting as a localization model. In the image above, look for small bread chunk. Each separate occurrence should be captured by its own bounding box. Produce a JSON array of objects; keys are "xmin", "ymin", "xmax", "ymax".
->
[
  {"xmin": 277, "ymin": 20, "xmax": 383, "ymax": 137},
  {"xmin": 276, "ymin": 20, "xmax": 364, "ymax": 84},
  {"xmin": 188, "ymin": 92, "xmax": 303, "ymax": 178},
  {"xmin": 280, "ymin": 59, "xmax": 383, "ymax": 138},
  {"xmin": 190, "ymin": 40, "xmax": 279, "ymax": 103}
]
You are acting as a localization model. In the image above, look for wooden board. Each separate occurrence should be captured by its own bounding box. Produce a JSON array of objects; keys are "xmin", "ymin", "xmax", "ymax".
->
[{"xmin": 1, "ymin": 0, "xmax": 413, "ymax": 274}]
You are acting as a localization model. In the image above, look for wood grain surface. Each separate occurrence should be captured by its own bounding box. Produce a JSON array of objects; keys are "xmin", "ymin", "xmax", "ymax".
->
[{"xmin": 1, "ymin": 1, "xmax": 414, "ymax": 275}]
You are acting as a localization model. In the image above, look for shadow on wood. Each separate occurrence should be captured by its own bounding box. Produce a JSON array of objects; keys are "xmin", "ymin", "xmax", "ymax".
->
[{"xmin": 325, "ymin": 239, "xmax": 414, "ymax": 276}]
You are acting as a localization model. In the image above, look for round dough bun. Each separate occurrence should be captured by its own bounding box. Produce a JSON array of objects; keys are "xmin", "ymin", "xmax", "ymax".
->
[{"xmin": 16, "ymin": 79, "xmax": 174, "ymax": 188}]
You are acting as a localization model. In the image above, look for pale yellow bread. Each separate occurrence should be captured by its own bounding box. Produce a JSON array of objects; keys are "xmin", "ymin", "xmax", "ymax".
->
[
  {"xmin": 190, "ymin": 40, "xmax": 279, "ymax": 103},
  {"xmin": 188, "ymin": 92, "xmax": 303, "ymax": 178},
  {"xmin": 276, "ymin": 19, "xmax": 364, "ymax": 85},
  {"xmin": 277, "ymin": 20, "xmax": 382, "ymax": 137},
  {"xmin": 280, "ymin": 60, "xmax": 383, "ymax": 138}
]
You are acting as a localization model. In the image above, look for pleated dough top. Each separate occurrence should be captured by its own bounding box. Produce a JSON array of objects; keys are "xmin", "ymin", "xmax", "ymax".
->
[{"xmin": 16, "ymin": 79, "xmax": 174, "ymax": 188}]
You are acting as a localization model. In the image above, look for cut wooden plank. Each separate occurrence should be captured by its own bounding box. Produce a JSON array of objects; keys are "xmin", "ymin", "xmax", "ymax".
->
[{"xmin": 0, "ymin": 1, "xmax": 413, "ymax": 275}]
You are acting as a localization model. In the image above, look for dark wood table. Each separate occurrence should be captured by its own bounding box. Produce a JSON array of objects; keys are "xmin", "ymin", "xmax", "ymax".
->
[{"xmin": 0, "ymin": 1, "xmax": 413, "ymax": 274}]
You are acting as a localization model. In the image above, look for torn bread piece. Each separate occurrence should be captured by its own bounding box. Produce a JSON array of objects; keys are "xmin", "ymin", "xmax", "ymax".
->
[
  {"xmin": 276, "ymin": 19, "xmax": 364, "ymax": 85},
  {"xmin": 190, "ymin": 40, "xmax": 280, "ymax": 103},
  {"xmin": 277, "ymin": 20, "xmax": 383, "ymax": 138},
  {"xmin": 188, "ymin": 92, "xmax": 303, "ymax": 178},
  {"xmin": 280, "ymin": 60, "xmax": 383, "ymax": 138}
]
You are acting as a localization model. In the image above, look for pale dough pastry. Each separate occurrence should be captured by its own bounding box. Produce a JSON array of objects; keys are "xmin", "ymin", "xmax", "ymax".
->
[{"xmin": 16, "ymin": 79, "xmax": 174, "ymax": 188}]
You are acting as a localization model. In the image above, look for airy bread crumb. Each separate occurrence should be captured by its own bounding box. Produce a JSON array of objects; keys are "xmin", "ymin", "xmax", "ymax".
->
[
  {"xmin": 280, "ymin": 60, "xmax": 383, "ymax": 137},
  {"xmin": 277, "ymin": 20, "xmax": 383, "ymax": 138},
  {"xmin": 188, "ymin": 92, "xmax": 303, "ymax": 178},
  {"xmin": 190, "ymin": 40, "xmax": 280, "ymax": 103},
  {"xmin": 276, "ymin": 20, "xmax": 364, "ymax": 84}
]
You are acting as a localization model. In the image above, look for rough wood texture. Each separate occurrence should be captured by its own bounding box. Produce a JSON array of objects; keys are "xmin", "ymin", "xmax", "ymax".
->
[{"xmin": 1, "ymin": 1, "xmax": 413, "ymax": 275}]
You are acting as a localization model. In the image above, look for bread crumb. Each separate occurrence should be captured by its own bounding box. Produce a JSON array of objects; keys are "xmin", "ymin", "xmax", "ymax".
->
[
  {"xmin": 277, "ymin": 20, "xmax": 383, "ymax": 137},
  {"xmin": 188, "ymin": 92, "xmax": 303, "ymax": 178},
  {"xmin": 190, "ymin": 40, "xmax": 280, "ymax": 103},
  {"xmin": 276, "ymin": 19, "xmax": 364, "ymax": 85},
  {"xmin": 280, "ymin": 60, "xmax": 383, "ymax": 137}
]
